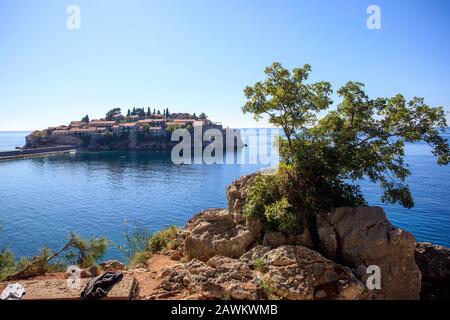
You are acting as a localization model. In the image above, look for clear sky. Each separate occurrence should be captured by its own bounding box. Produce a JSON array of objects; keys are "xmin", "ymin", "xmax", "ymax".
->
[{"xmin": 0, "ymin": 0, "xmax": 449, "ymax": 130}]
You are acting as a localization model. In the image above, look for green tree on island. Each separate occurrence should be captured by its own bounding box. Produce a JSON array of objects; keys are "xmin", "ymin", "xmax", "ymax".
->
[
  {"xmin": 242, "ymin": 62, "xmax": 449, "ymax": 236},
  {"xmin": 135, "ymin": 107, "xmax": 145, "ymax": 116},
  {"xmin": 81, "ymin": 115, "xmax": 89, "ymax": 123},
  {"xmin": 105, "ymin": 108, "xmax": 121, "ymax": 120}
]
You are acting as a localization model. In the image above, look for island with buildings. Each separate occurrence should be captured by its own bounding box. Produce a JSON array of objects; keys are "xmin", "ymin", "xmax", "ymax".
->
[{"xmin": 22, "ymin": 108, "xmax": 242, "ymax": 152}]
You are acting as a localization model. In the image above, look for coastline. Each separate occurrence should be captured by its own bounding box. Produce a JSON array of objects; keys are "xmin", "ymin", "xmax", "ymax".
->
[{"xmin": 1, "ymin": 172, "xmax": 448, "ymax": 300}]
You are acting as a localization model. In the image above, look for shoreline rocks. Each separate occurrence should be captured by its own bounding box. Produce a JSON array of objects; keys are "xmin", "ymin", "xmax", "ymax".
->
[
  {"xmin": 317, "ymin": 207, "xmax": 421, "ymax": 299},
  {"xmin": 156, "ymin": 244, "xmax": 369, "ymax": 300},
  {"xmin": 414, "ymin": 242, "xmax": 450, "ymax": 300}
]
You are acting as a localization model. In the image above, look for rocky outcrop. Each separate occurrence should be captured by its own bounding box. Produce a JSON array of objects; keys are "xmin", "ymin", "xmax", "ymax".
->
[
  {"xmin": 226, "ymin": 173, "xmax": 258, "ymax": 214},
  {"xmin": 25, "ymin": 131, "xmax": 81, "ymax": 148},
  {"xmin": 414, "ymin": 242, "xmax": 450, "ymax": 300},
  {"xmin": 184, "ymin": 209, "xmax": 263, "ymax": 260},
  {"xmin": 254, "ymin": 246, "xmax": 368, "ymax": 300},
  {"xmin": 317, "ymin": 207, "xmax": 421, "ymax": 299},
  {"xmin": 185, "ymin": 173, "xmax": 428, "ymax": 300},
  {"xmin": 156, "ymin": 245, "xmax": 368, "ymax": 300},
  {"xmin": 155, "ymin": 256, "xmax": 263, "ymax": 300}
]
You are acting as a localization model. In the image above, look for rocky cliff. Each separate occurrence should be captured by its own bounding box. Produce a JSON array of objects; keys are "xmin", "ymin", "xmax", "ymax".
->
[{"xmin": 143, "ymin": 172, "xmax": 449, "ymax": 300}]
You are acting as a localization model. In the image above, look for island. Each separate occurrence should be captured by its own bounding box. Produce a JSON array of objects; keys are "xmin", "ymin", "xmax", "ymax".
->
[{"xmin": 23, "ymin": 108, "xmax": 242, "ymax": 152}]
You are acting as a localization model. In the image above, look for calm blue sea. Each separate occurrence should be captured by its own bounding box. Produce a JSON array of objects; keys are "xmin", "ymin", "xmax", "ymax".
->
[{"xmin": 0, "ymin": 130, "xmax": 449, "ymax": 261}]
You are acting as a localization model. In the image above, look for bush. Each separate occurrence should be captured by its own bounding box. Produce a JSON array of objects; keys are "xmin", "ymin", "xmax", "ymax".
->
[
  {"xmin": 265, "ymin": 198, "xmax": 303, "ymax": 234},
  {"xmin": 119, "ymin": 224, "xmax": 180, "ymax": 268},
  {"xmin": 243, "ymin": 173, "xmax": 306, "ymax": 233},
  {"xmin": 0, "ymin": 249, "xmax": 16, "ymax": 280},
  {"xmin": 121, "ymin": 222, "xmax": 151, "ymax": 260},
  {"xmin": 252, "ymin": 258, "xmax": 268, "ymax": 272},
  {"xmin": 128, "ymin": 251, "xmax": 152, "ymax": 268},
  {"xmin": 64, "ymin": 233, "xmax": 108, "ymax": 268},
  {"xmin": 242, "ymin": 174, "xmax": 280, "ymax": 223},
  {"xmin": 147, "ymin": 225, "xmax": 179, "ymax": 253},
  {"xmin": 0, "ymin": 233, "xmax": 107, "ymax": 280}
]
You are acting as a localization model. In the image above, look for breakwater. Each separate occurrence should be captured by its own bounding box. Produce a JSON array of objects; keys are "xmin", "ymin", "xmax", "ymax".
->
[{"xmin": 0, "ymin": 146, "xmax": 76, "ymax": 160}]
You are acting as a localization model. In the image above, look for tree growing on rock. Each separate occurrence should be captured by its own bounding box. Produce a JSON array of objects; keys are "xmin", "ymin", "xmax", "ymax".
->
[{"xmin": 242, "ymin": 62, "xmax": 449, "ymax": 235}]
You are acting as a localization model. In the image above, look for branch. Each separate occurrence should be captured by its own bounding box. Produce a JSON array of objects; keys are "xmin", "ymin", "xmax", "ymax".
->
[{"xmin": 2, "ymin": 238, "xmax": 76, "ymax": 281}]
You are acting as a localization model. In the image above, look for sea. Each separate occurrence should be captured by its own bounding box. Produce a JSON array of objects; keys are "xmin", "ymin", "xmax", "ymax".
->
[{"xmin": 0, "ymin": 129, "xmax": 449, "ymax": 260}]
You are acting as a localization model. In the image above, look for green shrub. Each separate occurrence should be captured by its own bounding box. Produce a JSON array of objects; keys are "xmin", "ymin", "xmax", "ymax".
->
[
  {"xmin": 0, "ymin": 233, "xmax": 107, "ymax": 280},
  {"xmin": 242, "ymin": 174, "xmax": 281, "ymax": 222},
  {"xmin": 64, "ymin": 232, "xmax": 108, "ymax": 268},
  {"xmin": 128, "ymin": 251, "xmax": 152, "ymax": 268},
  {"xmin": 242, "ymin": 173, "xmax": 305, "ymax": 233},
  {"xmin": 264, "ymin": 197, "xmax": 303, "ymax": 233},
  {"xmin": 0, "ymin": 249, "xmax": 16, "ymax": 280},
  {"xmin": 259, "ymin": 279, "xmax": 278, "ymax": 300},
  {"xmin": 121, "ymin": 222, "xmax": 151, "ymax": 260},
  {"xmin": 119, "ymin": 223, "xmax": 180, "ymax": 267},
  {"xmin": 252, "ymin": 258, "xmax": 268, "ymax": 273},
  {"xmin": 147, "ymin": 225, "xmax": 179, "ymax": 253}
]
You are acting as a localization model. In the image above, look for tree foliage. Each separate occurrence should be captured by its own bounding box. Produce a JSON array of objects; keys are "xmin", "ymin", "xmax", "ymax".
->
[
  {"xmin": 81, "ymin": 114, "xmax": 90, "ymax": 123},
  {"xmin": 0, "ymin": 232, "xmax": 108, "ymax": 280},
  {"xmin": 64, "ymin": 232, "xmax": 108, "ymax": 268},
  {"xmin": 243, "ymin": 62, "xmax": 449, "ymax": 233},
  {"xmin": 0, "ymin": 248, "xmax": 16, "ymax": 280},
  {"xmin": 105, "ymin": 108, "xmax": 121, "ymax": 120}
]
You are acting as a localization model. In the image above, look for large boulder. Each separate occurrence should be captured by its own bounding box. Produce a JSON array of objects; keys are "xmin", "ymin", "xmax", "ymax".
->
[
  {"xmin": 243, "ymin": 245, "xmax": 368, "ymax": 300},
  {"xmin": 317, "ymin": 207, "xmax": 421, "ymax": 299},
  {"xmin": 414, "ymin": 242, "xmax": 450, "ymax": 300},
  {"xmin": 184, "ymin": 209, "xmax": 263, "ymax": 260},
  {"xmin": 226, "ymin": 173, "xmax": 259, "ymax": 214}
]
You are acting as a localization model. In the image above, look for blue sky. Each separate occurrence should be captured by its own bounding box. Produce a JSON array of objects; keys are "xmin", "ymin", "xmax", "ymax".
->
[{"xmin": 0, "ymin": 0, "xmax": 449, "ymax": 130}]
